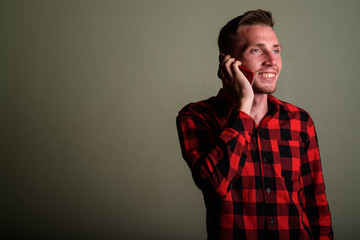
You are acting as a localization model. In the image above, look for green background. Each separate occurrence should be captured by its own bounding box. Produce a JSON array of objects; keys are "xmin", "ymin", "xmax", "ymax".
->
[{"xmin": 1, "ymin": 0, "xmax": 359, "ymax": 239}]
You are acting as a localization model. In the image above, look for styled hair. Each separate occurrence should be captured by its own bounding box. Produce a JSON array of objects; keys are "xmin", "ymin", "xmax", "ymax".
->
[{"xmin": 218, "ymin": 9, "xmax": 274, "ymax": 54}]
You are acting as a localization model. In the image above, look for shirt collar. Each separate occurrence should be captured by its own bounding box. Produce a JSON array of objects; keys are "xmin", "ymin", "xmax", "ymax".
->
[
  {"xmin": 268, "ymin": 94, "xmax": 292, "ymax": 113},
  {"xmin": 216, "ymin": 89, "xmax": 292, "ymax": 116}
]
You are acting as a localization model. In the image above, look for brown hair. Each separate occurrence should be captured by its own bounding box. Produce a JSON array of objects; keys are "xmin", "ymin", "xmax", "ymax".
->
[{"xmin": 218, "ymin": 9, "xmax": 274, "ymax": 54}]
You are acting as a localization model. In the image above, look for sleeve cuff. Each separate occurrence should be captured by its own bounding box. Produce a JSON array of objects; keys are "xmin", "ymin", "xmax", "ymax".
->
[{"xmin": 219, "ymin": 111, "xmax": 255, "ymax": 144}]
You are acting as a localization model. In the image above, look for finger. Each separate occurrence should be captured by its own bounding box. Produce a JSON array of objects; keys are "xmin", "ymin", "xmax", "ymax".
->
[
  {"xmin": 218, "ymin": 63, "xmax": 231, "ymax": 82},
  {"xmin": 218, "ymin": 68, "xmax": 228, "ymax": 80},
  {"xmin": 219, "ymin": 53, "xmax": 227, "ymax": 63},
  {"xmin": 218, "ymin": 55, "xmax": 233, "ymax": 81},
  {"xmin": 230, "ymin": 60, "xmax": 242, "ymax": 77},
  {"xmin": 231, "ymin": 61, "xmax": 252, "ymax": 87},
  {"xmin": 220, "ymin": 53, "xmax": 230, "ymax": 63},
  {"xmin": 224, "ymin": 57, "xmax": 236, "ymax": 81}
]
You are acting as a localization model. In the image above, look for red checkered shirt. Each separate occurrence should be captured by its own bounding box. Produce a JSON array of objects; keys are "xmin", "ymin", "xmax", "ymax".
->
[{"xmin": 176, "ymin": 89, "xmax": 333, "ymax": 240}]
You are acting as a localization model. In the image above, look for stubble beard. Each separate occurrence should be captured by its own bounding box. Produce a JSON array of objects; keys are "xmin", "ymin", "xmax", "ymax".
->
[{"xmin": 252, "ymin": 81, "xmax": 277, "ymax": 94}]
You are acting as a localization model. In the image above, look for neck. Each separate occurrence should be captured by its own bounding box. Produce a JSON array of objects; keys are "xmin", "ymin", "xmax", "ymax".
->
[{"xmin": 250, "ymin": 93, "xmax": 269, "ymax": 126}]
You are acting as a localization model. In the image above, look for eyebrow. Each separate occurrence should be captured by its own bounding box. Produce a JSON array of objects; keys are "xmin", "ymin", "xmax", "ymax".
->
[{"xmin": 250, "ymin": 43, "xmax": 282, "ymax": 48}]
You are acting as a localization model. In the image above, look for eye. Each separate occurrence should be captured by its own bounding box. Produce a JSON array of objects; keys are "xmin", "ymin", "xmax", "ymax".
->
[
  {"xmin": 250, "ymin": 48, "xmax": 261, "ymax": 54},
  {"xmin": 273, "ymin": 49, "xmax": 281, "ymax": 54}
]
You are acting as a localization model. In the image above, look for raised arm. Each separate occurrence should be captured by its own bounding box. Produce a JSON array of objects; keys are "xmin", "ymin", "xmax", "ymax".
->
[{"xmin": 176, "ymin": 107, "xmax": 254, "ymax": 198}]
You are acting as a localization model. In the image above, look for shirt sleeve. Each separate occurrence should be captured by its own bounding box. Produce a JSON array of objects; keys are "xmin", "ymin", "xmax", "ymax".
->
[
  {"xmin": 300, "ymin": 117, "xmax": 333, "ymax": 239},
  {"xmin": 176, "ymin": 107, "xmax": 255, "ymax": 198}
]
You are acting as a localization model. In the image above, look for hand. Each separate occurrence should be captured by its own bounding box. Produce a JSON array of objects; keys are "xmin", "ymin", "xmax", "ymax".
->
[{"xmin": 218, "ymin": 54, "xmax": 254, "ymax": 114}]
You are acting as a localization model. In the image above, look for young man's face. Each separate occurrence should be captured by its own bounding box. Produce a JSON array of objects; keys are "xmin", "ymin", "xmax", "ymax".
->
[{"xmin": 232, "ymin": 25, "xmax": 282, "ymax": 94}]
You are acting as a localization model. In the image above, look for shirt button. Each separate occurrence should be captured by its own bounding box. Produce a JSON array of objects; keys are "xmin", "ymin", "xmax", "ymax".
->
[
  {"xmin": 248, "ymin": 131, "xmax": 252, "ymax": 136},
  {"xmin": 266, "ymin": 188, "xmax": 271, "ymax": 194},
  {"xmin": 262, "ymin": 158, "xmax": 267, "ymax": 163},
  {"xmin": 270, "ymin": 218, "xmax": 275, "ymax": 224}
]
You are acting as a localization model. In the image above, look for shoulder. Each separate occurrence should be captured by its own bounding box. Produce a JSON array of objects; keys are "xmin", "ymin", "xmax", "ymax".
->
[
  {"xmin": 270, "ymin": 95, "xmax": 314, "ymax": 125},
  {"xmin": 178, "ymin": 96, "xmax": 218, "ymax": 118},
  {"xmin": 176, "ymin": 95, "xmax": 226, "ymax": 131}
]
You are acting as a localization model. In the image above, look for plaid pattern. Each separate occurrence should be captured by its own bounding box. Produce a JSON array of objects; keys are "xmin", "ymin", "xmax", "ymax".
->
[{"xmin": 176, "ymin": 89, "xmax": 333, "ymax": 240}]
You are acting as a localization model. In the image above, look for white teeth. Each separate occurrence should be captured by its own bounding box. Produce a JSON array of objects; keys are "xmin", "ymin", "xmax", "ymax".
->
[{"xmin": 260, "ymin": 73, "xmax": 275, "ymax": 78}]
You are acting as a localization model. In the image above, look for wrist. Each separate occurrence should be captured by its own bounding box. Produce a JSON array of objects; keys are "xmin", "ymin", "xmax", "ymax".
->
[{"xmin": 237, "ymin": 96, "xmax": 253, "ymax": 114}]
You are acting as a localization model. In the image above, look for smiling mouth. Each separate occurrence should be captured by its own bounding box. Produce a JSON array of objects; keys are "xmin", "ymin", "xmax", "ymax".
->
[{"xmin": 259, "ymin": 72, "xmax": 276, "ymax": 78}]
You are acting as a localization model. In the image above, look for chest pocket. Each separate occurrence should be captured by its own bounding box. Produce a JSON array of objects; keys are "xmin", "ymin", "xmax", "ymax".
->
[{"xmin": 274, "ymin": 140, "xmax": 303, "ymax": 181}]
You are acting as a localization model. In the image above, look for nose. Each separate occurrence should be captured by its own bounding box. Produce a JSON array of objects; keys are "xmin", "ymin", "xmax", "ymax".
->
[{"xmin": 263, "ymin": 51, "xmax": 277, "ymax": 66}]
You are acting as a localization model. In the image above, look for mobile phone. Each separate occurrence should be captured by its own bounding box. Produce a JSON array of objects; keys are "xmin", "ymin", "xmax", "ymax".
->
[{"xmin": 238, "ymin": 65, "xmax": 255, "ymax": 85}]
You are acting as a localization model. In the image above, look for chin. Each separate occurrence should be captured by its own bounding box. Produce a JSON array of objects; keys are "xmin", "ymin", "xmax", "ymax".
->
[{"xmin": 253, "ymin": 84, "xmax": 276, "ymax": 94}]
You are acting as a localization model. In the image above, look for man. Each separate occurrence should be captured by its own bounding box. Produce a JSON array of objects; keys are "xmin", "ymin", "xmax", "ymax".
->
[{"xmin": 176, "ymin": 10, "xmax": 333, "ymax": 239}]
